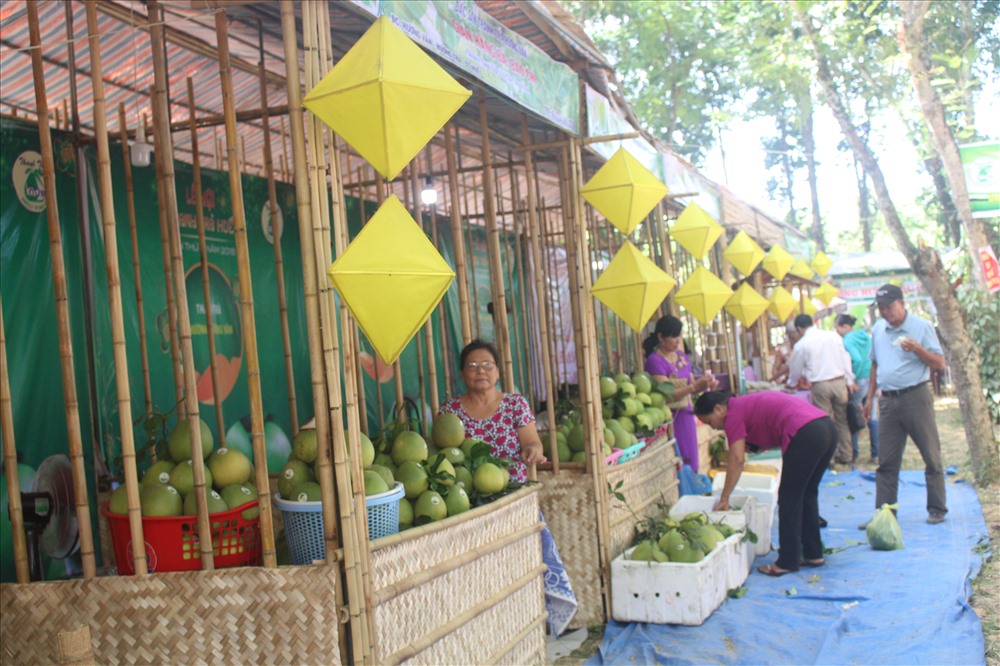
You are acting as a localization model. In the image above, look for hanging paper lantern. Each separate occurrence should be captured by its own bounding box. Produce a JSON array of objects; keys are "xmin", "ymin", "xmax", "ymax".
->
[
  {"xmin": 761, "ymin": 245, "xmax": 795, "ymax": 281},
  {"xmin": 669, "ymin": 203, "xmax": 724, "ymax": 260},
  {"xmin": 723, "ymin": 231, "xmax": 765, "ymax": 276},
  {"xmin": 303, "ymin": 16, "xmax": 471, "ymax": 180},
  {"xmin": 674, "ymin": 266, "xmax": 733, "ymax": 325},
  {"xmin": 725, "ymin": 283, "xmax": 770, "ymax": 328},
  {"xmin": 794, "ymin": 298, "xmax": 818, "ymax": 317},
  {"xmin": 813, "ymin": 281, "xmax": 840, "ymax": 305},
  {"xmin": 811, "ymin": 250, "xmax": 834, "ymax": 277},
  {"xmin": 591, "ymin": 242, "xmax": 676, "ymax": 332},
  {"xmin": 767, "ymin": 286, "xmax": 797, "ymax": 323},
  {"xmin": 789, "ymin": 258, "xmax": 815, "ymax": 280},
  {"xmin": 327, "ymin": 195, "xmax": 455, "ymax": 364},
  {"xmin": 580, "ymin": 147, "xmax": 669, "ymax": 236}
]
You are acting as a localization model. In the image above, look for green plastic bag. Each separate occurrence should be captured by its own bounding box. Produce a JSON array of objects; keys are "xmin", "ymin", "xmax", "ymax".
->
[{"xmin": 866, "ymin": 503, "xmax": 904, "ymax": 550}]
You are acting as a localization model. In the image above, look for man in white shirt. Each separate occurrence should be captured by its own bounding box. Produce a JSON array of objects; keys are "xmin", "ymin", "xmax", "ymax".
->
[{"xmin": 787, "ymin": 314, "xmax": 857, "ymax": 464}]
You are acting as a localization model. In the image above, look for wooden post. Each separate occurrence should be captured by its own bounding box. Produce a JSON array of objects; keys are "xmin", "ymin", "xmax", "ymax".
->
[
  {"xmin": 0, "ymin": 300, "xmax": 31, "ymax": 583},
  {"xmin": 26, "ymin": 0, "xmax": 99, "ymax": 579},
  {"xmin": 444, "ymin": 125, "xmax": 472, "ymax": 345}
]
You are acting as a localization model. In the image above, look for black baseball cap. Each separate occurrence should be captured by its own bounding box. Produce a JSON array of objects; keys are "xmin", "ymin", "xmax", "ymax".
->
[{"xmin": 874, "ymin": 284, "xmax": 903, "ymax": 305}]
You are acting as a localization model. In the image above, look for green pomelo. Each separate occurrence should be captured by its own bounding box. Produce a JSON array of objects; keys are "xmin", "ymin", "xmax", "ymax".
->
[
  {"xmin": 141, "ymin": 460, "xmax": 176, "ymax": 488},
  {"xmin": 652, "ymin": 549, "xmax": 670, "ymax": 562},
  {"xmin": 292, "ymin": 428, "xmax": 318, "ymax": 464},
  {"xmin": 373, "ymin": 452, "xmax": 394, "ymax": 469},
  {"xmin": 369, "ymin": 464, "xmax": 395, "ymax": 489},
  {"xmin": 221, "ymin": 483, "xmax": 259, "ymax": 519},
  {"xmin": 183, "ymin": 488, "xmax": 229, "ymax": 516},
  {"xmin": 567, "ymin": 424, "xmax": 585, "ymax": 452},
  {"xmin": 602, "ymin": 403, "xmax": 614, "ymax": 420},
  {"xmin": 599, "ymin": 376, "xmax": 618, "ymax": 399},
  {"xmin": 557, "ymin": 441, "xmax": 572, "ymax": 463},
  {"xmin": 168, "ymin": 419, "xmax": 214, "ymax": 463},
  {"xmin": 689, "ymin": 524, "xmax": 726, "ymax": 553},
  {"xmin": 398, "ymin": 497, "xmax": 414, "ymax": 528},
  {"xmin": 658, "ymin": 528, "xmax": 684, "ymax": 553},
  {"xmin": 608, "ymin": 421, "xmax": 627, "ymax": 444},
  {"xmin": 414, "ymin": 490, "xmax": 447, "ymax": 522},
  {"xmin": 571, "ymin": 451, "xmax": 587, "ymax": 463},
  {"xmin": 293, "ymin": 481, "xmax": 322, "ymax": 502},
  {"xmin": 108, "ymin": 485, "xmax": 130, "ymax": 515},
  {"xmin": 168, "ymin": 460, "xmax": 213, "ymax": 497},
  {"xmin": 444, "ymin": 485, "xmax": 471, "ymax": 516},
  {"xmin": 635, "ymin": 392, "xmax": 652, "ymax": 406},
  {"xmin": 140, "ymin": 484, "xmax": 183, "ymax": 517},
  {"xmin": 278, "ymin": 459, "xmax": 314, "ymax": 499},
  {"xmin": 635, "ymin": 413, "xmax": 653, "ymax": 431},
  {"xmin": 619, "ymin": 381, "xmax": 636, "ymax": 397},
  {"xmin": 442, "ymin": 447, "xmax": 465, "ymax": 466},
  {"xmin": 613, "ymin": 372, "xmax": 630, "ymax": 385},
  {"xmin": 208, "ymin": 447, "xmax": 252, "ymax": 489},
  {"xmin": 359, "ymin": 432, "xmax": 375, "ymax": 468},
  {"xmin": 669, "ymin": 540, "xmax": 705, "ymax": 563},
  {"xmin": 396, "ymin": 460, "xmax": 429, "ymax": 499},
  {"xmin": 431, "ymin": 413, "xmax": 466, "ymax": 448},
  {"xmin": 617, "ymin": 417, "xmax": 635, "ymax": 434},
  {"xmin": 432, "ymin": 457, "xmax": 457, "ymax": 485},
  {"xmin": 473, "ymin": 462, "xmax": 506, "ymax": 495},
  {"xmin": 649, "ymin": 392, "xmax": 666, "ymax": 408},
  {"xmin": 453, "ymin": 465, "xmax": 473, "ymax": 489},
  {"xmin": 603, "ymin": 427, "xmax": 616, "ymax": 448},
  {"xmin": 630, "ymin": 540, "xmax": 656, "ymax": 562},
  {"xmin": 363, "ymin": 470, "xmax": 390, "ymax": 496},
  {"xmin": 460, "ymin": 438, "xmax": 479, "ymax": 458},
  {"xmin": 391, "ymin": 431, "xmax": 428, "ymax": 466},
  {"xmin": 264, "ymin": 421, "xmax": 293, "ymax": 474},
  {"xmin": 631, "ymin": 372, "xmax": 653, "ymax": 395}
]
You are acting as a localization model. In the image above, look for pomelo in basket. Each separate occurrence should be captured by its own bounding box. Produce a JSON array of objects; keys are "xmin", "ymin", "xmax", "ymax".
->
[
  {"xmin": 182, "ymin": 488, "xmax": 229, "ymax": 516},
  {"xmin": 293, "ymin": 481, "xmax": 322, "ymax": 502},
  {"xmin": 292, "ymin": 428, "xmax": 318, "ymax": 464},
  {"xmin": 431, "ymin": 413, "xmax": 465, "ymax": 448},
  {"xmin": 141, "ymin": 460, "xmax": 176, "ymax": 487},
  {"xmin": 599, "ymin": 376, "xmax": 618, "ymax": 399},
  {"xmin": 441, "ymin": 447, "xmax": 464, "ymax": 466},
  {"xmin": 453, "ymin": 464, "xmax": 473, "ymax": 490},
  {"xmin": 431, "ymin": 457, "xmax": 456, "ymax": 485},
  {"xmin": 107, "ymin": 485, "xmax": 130, "ymax": 515},
  {"xmin": 391, "ymin": 430, "xmax": 428, "ymax": 465},
  {"xmin": 567, "ymin": 424, "xmax": 585, "ymax": 452},
  {"xmin": 140, "ymin": 484, "xmax": 182, "ymax": 517},
  {"xmin": 571, "ymin": 451, "xmax": 587, "ymax": 463},
  {"xmin": 460, "ymin": 438, "xmax": 480, "ymax": 458},
  {"xmin": 414, "ymin": 490, "xmax": 447, "ymax": 522},
  {"xmin": 444, "ymin": 485, "xmax": 470, "ymax": 516},
  {"xmin": 358, "ymin": 431, "xmax": 375, "ymax": 468},
  {"xmin": 363, "ymin": 470, "xmax": 390, "ymax": 496},
  {"xmin": 168, "ymin": 419, "xmax": 214, "ymax": 463},
  {"xmin": 631, "ymin": 372, "xmax": 652, "ymax": 395},
  {"xmin": 398, "ymin": 497, "xmax": 414, "ymax": 528},
  {"xmin": 396, "ymin": 461, "xmax": 429, "ymax": 499},
  {"xmin": 368, "ymin": 464, "xmax": 395, "ymax": 489},
  {"xmin": 169, "ymin": 460, "xmax": 213, "ymax": 497},
  {"xmin": 221, "ymin": 483, "xmax": 259, "ymax": 519},
  {"xmin": 473, "ymin": 462, "xmax": 506, "ymax": 495},
  {"xmin": 278, "ymin": 459, "xmax": 314, "ymax": 499},
  {"xmin": 208, "ymin": 448, "xmax": 252, "ymax": 489}
]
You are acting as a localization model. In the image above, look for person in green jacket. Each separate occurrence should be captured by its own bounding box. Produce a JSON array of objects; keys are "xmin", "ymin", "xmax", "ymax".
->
[{"xmin": 835, "ymin": 314, "xmax": 878, "ymax": 462}]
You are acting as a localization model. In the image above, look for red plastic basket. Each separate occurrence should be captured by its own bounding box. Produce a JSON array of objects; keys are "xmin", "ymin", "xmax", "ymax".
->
[{"xmin": 101, "ymin": 501, "xmax": 262, "ymax": 575}]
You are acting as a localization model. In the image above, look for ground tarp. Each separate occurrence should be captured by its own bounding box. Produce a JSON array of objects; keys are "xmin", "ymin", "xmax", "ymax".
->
[{"xmin": 589, "ymin": 469, "xmax": 990, "ymax": 665}]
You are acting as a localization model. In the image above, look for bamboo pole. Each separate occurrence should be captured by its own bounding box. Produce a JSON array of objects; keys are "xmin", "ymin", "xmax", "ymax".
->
[
  {"xmin": 423, "ymin": 152, "xmax": 452, "ymax": 402},
  {"xmin": 418, "ymin": 154, "xmax": 440, "ymax": 417},
  {"xmin": 594, "ymin": 222, "xmax": 615, "ymax": 371},
  {"xmin": 404, "ymin": 167, "xmax": 429, "ymax": 435},
  {"xmin": 279, "ymin": 0, "xmax": 345, "ymax": 610},
  {"xmin": 478, "ymin": 91, "xmax": 514, "ymax": 388},
  {"xmin": 86, "ymin": 0, "xmax": 151, "ymax": 579},
  {"xmin": 540, "ymin": 204, "xmax": 565, "ymax": 401},
  {"xmin": 147, "ymin": 0, "xmax": 213, "ymax": 567},
  {"xmin": 444, "ymin": 125, "xmax": 472, "ymax": 345},
  {"xmin": 26, "ymin": 0, "xmax": 99, "ymax": 579},
  {"xmin": 257, "ymin": 52, "xmax": 299, "ymax": 437},
  {"xmin": 497, "ymin": 165, "xmax": 523, "ymax": 390},
  {"xmin": 509, "ymin": 160, "xmax": 533, "ymax": 404},
  {"xmin": 0, "ymin": 300, "xmax": 30, "ymax": 583},
  {"xmin": 185, "ymin": 78, "xmax": 226, "ymax": 446},
  {"xmin": 280, "ymin": 114, "xmax": 290, "ymax": 182},
  {"xmin": 117, "ymin": 103, "xmax": 153, "ymax": 418},
  {"xmin": 373, "ymin": 175, "xmax": 388, "ymax": 426},
  {"xmin": 462, "ymin": 174, "xmax": 481, "ymax": 340},
  {"xmin": 343, "ymin": 158, "xmax": 368, "ymax": 436}
]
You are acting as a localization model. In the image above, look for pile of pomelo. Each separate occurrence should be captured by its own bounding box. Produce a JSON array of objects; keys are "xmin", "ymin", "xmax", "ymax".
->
[
  {"xmin": 628, "ymin": 511, "xmax": 743, "ymax": 563},
  {"xmin": 600, "ymin": 371, "xmax": 672, "ymax": 438},
  {"xmin": 107, "ymin": 419, "xmax": 259, "ymax": 520}
]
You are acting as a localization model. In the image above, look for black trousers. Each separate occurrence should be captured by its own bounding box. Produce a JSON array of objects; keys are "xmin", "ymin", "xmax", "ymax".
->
[{"xmin": 774, "ymin": 416, "xmax": 838, "ymax": 570}]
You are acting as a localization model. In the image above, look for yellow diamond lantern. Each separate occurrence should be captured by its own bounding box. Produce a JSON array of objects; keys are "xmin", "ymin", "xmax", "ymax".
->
[
  {"xmin": 767, "ymin": 286, "xmax": 798, "ymax": 323},
  {"xmin": 669, "ymin": 203, "xmax": 724, "ymax": 260},
  {"xmin": 725, "ymin": 283, "xmax": 770, "ymax": 328},
  {"xmin": 591, "ymin": 242, "xmax": 676, "ymax": 332},
  {"xmin": 303, "ymin": 16, "xmax": 472, "ymax": 180},
  {"xmin": 723, "ymin": 231, "xmax": 765, "ymax": 276},
  {"xmin": 811, "ymin": 250, "xmax": 834, "ymax": 277},
  {"xmin": 580, "ymin": 147, "xmax": 669, "ymax": 236},
  {"xmin": 762, "ymin": 245, "xmax": 795, "ymax": 281},
  {"xmin": 814, "ymin": 281, "xmax": 840, "ymax": 305},
  {"xmin": 794, "ymin": 298, "xmax": 818, "ymax": 317},
  {"xmin": 789, "ymin": 258, "xmax": 815, "ymax": 280},
  {"xmin": 327, "ymin": 195, "xmax": 455, "ymax": 364},
  {"xmin": 674, "ymin": 266, "xmax": 733, "ymax": 325}
]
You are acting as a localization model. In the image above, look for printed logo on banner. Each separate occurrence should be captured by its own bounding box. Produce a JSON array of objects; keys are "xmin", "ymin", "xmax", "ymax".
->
[
  {"xmin": 262, "ymin": 203, "xmax": 283, "ymax": 246},
  {"xmin": 12, "ymin": 151, "xmax": 46, "ymax": 213}
]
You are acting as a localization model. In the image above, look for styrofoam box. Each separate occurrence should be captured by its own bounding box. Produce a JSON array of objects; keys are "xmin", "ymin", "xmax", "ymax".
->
[
  {"xmin": 711, "ymin": 472, "xmax": 778, "ymax": 556},
  {"xmin": 668, "ymin": 495, "xmax": 756, "ymax": 587},
  {"xmin": 611, "ymin": 545, "xmax": 729, "ymax": 625}
]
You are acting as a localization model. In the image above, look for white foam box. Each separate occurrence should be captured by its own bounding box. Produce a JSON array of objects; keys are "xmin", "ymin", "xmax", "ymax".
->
[
  {"xmin": 711, "ymin": 472, "xmax": 777, "ymax": 556},
  {"xmin": 668, "ymin": 495, "xmax": 756, "ymax": 588},
  {"xmin": 611, "ymin": 545, "xmax": 729, "ymax": 626}
]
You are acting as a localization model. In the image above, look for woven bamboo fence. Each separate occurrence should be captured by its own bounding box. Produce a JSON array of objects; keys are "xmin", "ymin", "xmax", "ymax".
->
[{"xmin": 0, "ymin": 566, "xmax": 342, "ymax": 664}]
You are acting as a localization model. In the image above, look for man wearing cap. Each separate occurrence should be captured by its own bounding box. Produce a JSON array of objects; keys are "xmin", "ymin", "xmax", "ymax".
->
[
  {"xmin": 863, "ymin": 284, "xmax": 948, "ymax": 525},
  {"xmin": 786, "ymin": 314, "xmax": 856, "ymax": 464}
]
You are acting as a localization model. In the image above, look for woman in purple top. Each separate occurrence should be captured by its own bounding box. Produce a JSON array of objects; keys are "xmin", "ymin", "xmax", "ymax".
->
[
  {"xmin": 642, "ymin": 315, "xmax": 716, "ymax": 471},
  {"xmin": 695, "ymin": 391, "xmax": 838, "ymax": 576}
]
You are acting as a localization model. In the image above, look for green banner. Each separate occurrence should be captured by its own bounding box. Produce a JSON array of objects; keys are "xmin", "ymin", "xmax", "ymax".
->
[{"xmin": 959, "ymin": 141, "xmax": 999, "ymax": 218}]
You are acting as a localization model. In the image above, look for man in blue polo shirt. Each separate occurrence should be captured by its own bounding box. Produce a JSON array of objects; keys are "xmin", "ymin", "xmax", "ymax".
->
[{"xmin": 862, "ymin": 284, "xmax": 948, "ymax": 526}]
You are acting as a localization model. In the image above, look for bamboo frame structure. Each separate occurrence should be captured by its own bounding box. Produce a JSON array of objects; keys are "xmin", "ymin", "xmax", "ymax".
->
[
  {"xmin": 444, "ymin": 125, "xmax": 473, "ymax": 345},
  {"xmin": 25, "ymin": 0, "xmax": 98, "ymax": 580},
  {"xmin": 0, "ymin": 299, "xmax": 30, "ymax": 583}
]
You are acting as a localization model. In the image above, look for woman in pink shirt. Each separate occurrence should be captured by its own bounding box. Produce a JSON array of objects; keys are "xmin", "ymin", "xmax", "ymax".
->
[{"xmin": 695, "ymin": 391, "xmax": 837, "ymax": 576}]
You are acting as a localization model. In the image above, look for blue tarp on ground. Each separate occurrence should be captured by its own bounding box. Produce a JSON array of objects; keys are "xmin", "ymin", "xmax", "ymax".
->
[{"xmin": 588, "ymin": 470, "xmax": 990, "ymax": 665}]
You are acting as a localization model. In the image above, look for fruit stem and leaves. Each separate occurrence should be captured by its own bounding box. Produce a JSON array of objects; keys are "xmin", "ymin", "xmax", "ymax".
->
[{"xmin": 116, "ymin": 402, "xmax": 179, "ymax": 481}]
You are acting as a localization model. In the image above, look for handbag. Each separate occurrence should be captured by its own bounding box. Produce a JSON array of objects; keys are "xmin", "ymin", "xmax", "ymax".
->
[{"xmin": 847, "ymin": 400, "xmax": 866, "ymax": 433}]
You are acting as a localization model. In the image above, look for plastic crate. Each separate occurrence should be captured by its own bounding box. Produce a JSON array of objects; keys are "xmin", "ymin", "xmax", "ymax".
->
[
  {"xmin": 618, "ymin": 440, "xmax": 646, "ymax": 463},
  {"xmin": 711, "ymin": 472, "xmax": 777, "ymax": 556},
  {"xmin": 274, "ymin": 482, "xmax": 404, "ymax": 565},
  {"xmin": 605, "ymin": 448, "xmax": 624, "ymax": 466},
  {"xmin": 668, "ymin": 495, "xmax": 756, "ymax": 588},
  {"xmin": 101, "ymin": 500, "xmax": 261, "ymax": 575}
]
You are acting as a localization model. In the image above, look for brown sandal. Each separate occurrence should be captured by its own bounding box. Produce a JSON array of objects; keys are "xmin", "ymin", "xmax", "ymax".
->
[
  {"xmin": 800, "ymin": 558, "xmax": 825, "ymax": 567},
  {"xmin": 757, "ymin": 563, "xmax": 793, "ymax": 577}
]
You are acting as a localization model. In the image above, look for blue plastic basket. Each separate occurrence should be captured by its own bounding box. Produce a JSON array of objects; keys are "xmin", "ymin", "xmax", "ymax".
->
[
  {"xmin": 274, "ymin": 482, "xmax": 404, "ymax": 565},
  {"xmin": 619, "ymin": 440, "xmax": 647, "ymax": 463}
]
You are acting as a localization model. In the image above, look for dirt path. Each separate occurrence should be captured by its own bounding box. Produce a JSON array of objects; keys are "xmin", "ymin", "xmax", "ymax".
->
[{"xmin": 551, "ymin": 397, "xmax": 999, "ymax": 665}]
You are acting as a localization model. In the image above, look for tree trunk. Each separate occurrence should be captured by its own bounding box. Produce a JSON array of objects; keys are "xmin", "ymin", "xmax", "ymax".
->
[
  {"xmin": 797, "ymin": 7, "xmax": 998, "ymax": 485},
  {"xmin": 800, "ymin": 94, "xmax": 825, "ymax": 251},
  {"xmin": 852, "ymin": 155, "xmax": 873, "ymax": 251},
  {"xmin": 900, "ymin": 0, "xmax": 991, "ymax": 281},
  {"xmin": 922, "ymin": 154, "xmax": 961, "ymax": 247}
]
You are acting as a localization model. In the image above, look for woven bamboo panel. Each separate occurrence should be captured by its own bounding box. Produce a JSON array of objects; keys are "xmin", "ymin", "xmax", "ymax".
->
[
  {"xmin": 369, "ymin": 487, "xmax": 545, "ymax": 664},
  {"xmin": 697, "ymin": 422, "xmax": 718, "ymax": 473},
  {"xmin": 535, "ymin": 468, "xmax": 602, "ymax": 627},
  {"xmin": 0, "ymin": 565, "xmax": 342, "ymax": 665},
  {"xmin": 606, "ymin": 438, "xmax": 679, "ymax": 559}
]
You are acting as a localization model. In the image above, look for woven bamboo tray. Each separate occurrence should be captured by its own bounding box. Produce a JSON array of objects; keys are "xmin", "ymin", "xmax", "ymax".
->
[
  {"xmin": 0, "ymin": 565, "xmax": 343, "ymax": 664},
  {"xmin": 368, "ymin": 486, "xmax": 546, "ymax": 665}
]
